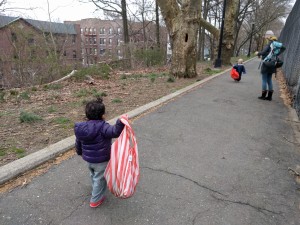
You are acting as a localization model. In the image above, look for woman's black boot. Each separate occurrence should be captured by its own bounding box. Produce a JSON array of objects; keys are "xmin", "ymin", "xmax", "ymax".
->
[
  {"xmin": 258, "ymin": 90, "xmax": 267, "ymax": 100},
  {"xmin": 265, "ymin": 90, "xmax": 274, "ymax": 101}
]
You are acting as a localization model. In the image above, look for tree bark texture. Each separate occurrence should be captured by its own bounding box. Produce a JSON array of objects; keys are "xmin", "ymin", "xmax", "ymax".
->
[
  {"xmin": 157, "ymin": 0, "xmax": 200, "ymax": 78},
  {"xmin": 221, "ymin": 0, "xmax": 238, "ymax": 65}
]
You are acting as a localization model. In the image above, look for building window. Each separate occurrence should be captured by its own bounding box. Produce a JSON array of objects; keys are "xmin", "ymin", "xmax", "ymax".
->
[
  {"xmin": 82, "ymin": 49, "xmax": 85, "ymax": 55},
  {"xmin": 85, "ymin": 27, "xmax": 88, "ymax": 33},
  {"xmin": 72, "ymin": 35, "xmax": 76, "ymax": 44},
  {"xmin": 93, "ymin": 28, "xmax": 96, "ymax": 34},
  {"xmin": 94, "ymin": 48, "xmax": 97, "ymax": 55},
  {"xmin": 93, "ymin": 37, "xmax": 97, "ymax": 44},
  {"xmin": 64, "ymin": 50, "xmax": 67, "ymax": 56},
  {"xmin": 90, "ymin": 48, "xmax": 92, "ymax": 54},
  {"xmin": 117, "ymin": 38, "xmax": 120, "ymax": 46},
  {"xmin": 117, "ymin": 27, "xmax": 121, "ymax": 34},
  {"xmin": 80, "ymin": 28, "xmax": 83, "ymax": 34},
  {"xmin": 108, "ymin": 27, "xmax": 112, "ymax": 34},
  {"xmin": 117, "ymin": 49, "xmax": 121, "ymax": 55},
  {"xmin": 99, "ymin": 38, "xmax": 106, "ymax": 45},
  {"xmin": 100, "ymin": 28, "xmax": 105, "ymax": 34},
  {"xmin": 108, "ymin": 38, "xmax": 112, "ymax": 45},
  {"xmin": 85, "ymin": 37, "xmax": 88, "ymax": 44},
  {"xmin": 89, "ymin": 28, "xmax": 93, "ymax": 34},
  {"xmin": 100, "ymin": 49, "xmax": 106, "ymax": 55},
  {"xmin": 89, "ymin": 37, "xmax": 93, "ymax": 44}
]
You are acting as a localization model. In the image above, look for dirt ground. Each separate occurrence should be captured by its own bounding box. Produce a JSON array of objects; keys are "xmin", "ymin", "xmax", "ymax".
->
[{"xmin": 0, "ymin": 63, "xmax": 219, "ymax": 167}]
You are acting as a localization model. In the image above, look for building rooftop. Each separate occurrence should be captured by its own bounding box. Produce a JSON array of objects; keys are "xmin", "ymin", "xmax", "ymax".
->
[{"xmin": 0, "ymin": 15, "xmax": 77, "ymax": 34}]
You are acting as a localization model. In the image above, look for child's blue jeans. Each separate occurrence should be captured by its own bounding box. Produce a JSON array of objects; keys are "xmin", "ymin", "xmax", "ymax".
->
[
  {"xmin": 88, "ymin": 161, "xmax": 108, "ymax": 203},
  {"xmin": 262, "ymin": 72, "xmax": 273, "ymax": 91}
]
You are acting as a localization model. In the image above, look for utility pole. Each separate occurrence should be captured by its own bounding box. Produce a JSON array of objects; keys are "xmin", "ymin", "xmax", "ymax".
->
[{"xmin": 214, "ymin": 0, "xmax": 227, "ymax": 68}]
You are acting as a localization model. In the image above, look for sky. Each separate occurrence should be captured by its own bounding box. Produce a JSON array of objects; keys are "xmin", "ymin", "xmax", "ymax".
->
[{"xmin": 4, "ymin": 0, "xmax": 101, "ymax": 22}]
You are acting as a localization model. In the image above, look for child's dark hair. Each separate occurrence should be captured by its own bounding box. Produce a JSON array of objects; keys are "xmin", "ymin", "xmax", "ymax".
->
[{"xmin": 85, "ymin": 97, "xmax": 105, "ymax": 120}]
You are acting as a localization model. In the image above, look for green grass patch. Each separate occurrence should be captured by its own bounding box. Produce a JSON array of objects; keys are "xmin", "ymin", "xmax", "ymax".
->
[
  {"xmin": 203, "ymin": 67, "xmax": 222, "ymax": 75},
  {"xmin": 0, "ymin": 91, "xmax": 5, "ymax": 102},
  {"xmin": 0, "ymin": 148, "xmax": 6, "ymax": 157},
  {"xmin": 54, "ymin": 117, "xmax": 71, "ymax": 124},
  {"xmin": 19, "ymin": 111, "xmax": 43, "ymax": 123},
  {"xmin": 43, "ymin": 83, "xmax": 63, "ymax": 90},
  {"xmin": 74, "ymin": 88, "xmax": 90, "ymax": 97},
  {"xmin": 93, "ymin": 91, "xmax": 107, "ymax": 98},
  {"xmin": 112, "ymin": 98, "xmax": 122, "ymax": 103},
  {"xmin": 11, "ymin": 147, "xmax": 26, "ymax": 158}
]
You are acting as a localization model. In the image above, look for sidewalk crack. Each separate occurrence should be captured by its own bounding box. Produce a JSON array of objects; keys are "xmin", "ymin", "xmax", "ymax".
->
[
  {"xmin": 142, "ymin": 166, "xmax": 227, "ymax": 197},
  {"xmin": 211, "ymin": 194, "xmax": 284, "ymax": 217}
]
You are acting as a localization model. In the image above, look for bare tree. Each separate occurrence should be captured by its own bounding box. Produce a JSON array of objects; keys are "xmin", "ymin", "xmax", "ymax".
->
[{"xmin": 234, "ymin": 0, "xmax": 292, "ymax": 56}]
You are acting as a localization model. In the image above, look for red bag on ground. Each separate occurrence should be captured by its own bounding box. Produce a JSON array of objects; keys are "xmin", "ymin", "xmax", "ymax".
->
[
  {"xmin": 104, "ymin": 114, "xmax": 139, "ymax": 198},
  {"xmin": 230, "ymin": 67, "xmax": 239, "ymax": 80}
]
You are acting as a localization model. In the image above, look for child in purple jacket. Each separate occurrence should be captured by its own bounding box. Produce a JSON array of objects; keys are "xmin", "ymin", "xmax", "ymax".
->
[{"xmin": 74, "ymin": 97, "xmax": 124, "ymax": 208}]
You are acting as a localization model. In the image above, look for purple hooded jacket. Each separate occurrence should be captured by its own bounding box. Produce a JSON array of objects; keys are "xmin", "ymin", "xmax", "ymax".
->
[{"xmin": 74, "ymin": 119, "xmax": 124, "ymax": 163}]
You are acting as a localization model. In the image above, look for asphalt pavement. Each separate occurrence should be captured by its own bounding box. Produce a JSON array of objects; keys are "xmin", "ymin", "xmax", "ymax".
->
[{"xmin": 0, "ymin": 58, "xmax": 300, "ymax": 225}]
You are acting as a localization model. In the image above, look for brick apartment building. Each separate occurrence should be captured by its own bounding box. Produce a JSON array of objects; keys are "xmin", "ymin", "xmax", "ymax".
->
[
  {"xmin": 0, "ymin": 15, "xmax": 81, "ymax": 88},
  {"xmin": 0, "ymin": 15, "xmax": 168, "ymax": 87},
  {"xmin": 65, "ymin": 18, "xmax": 168, "ymax": 66}
]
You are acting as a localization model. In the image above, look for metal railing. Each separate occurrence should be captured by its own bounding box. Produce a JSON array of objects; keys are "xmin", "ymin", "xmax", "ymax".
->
[{"xmin": 279, "ymin": 0, "xmax": 300, "ymax": 117}]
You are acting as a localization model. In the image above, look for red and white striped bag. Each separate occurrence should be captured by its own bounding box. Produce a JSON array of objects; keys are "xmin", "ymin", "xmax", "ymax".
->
[{"xmin": 104, "ymin": 114, "xmax": 139, "ymax": 198}]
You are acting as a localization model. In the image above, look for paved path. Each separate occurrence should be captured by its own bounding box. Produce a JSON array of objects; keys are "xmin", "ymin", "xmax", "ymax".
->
[{"xmin": 1, "ymin": 59, "xmax": 300, "ymax": 225}]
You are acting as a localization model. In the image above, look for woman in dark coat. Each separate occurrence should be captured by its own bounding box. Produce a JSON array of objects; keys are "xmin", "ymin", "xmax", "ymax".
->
[{"xmin": 256, "ymin": 36, "xmax": 278, "ymax": 101}]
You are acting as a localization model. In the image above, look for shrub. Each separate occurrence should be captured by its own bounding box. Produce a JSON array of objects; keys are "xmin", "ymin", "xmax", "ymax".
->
[
  {"xmin": 73, "ymin": 64, "xmax": 111, "ymax": 81},
  {"xmin": 20, "ymin": 92, "xmax": 30, "ymax": 100},
  {"xmin": 31, "ymin": 87, "xmax": 38, "ymax": 91},
  {"xmin": 19, "ymin": 111, "xmax": 42, "ymax": 123},
  {"xmin": 167, "ymin": 76, "xmax": 175, "ymax": 83},
  {"xmin": 10, "ymin": 90, "xmax": 18, "ymax": 96},
  {"xmin": 134, "ymin": 48, "xmax": 165, "ymax": 67}
]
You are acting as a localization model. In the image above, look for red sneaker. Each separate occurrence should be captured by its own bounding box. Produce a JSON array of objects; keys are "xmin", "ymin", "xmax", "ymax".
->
[{"xmin": 90, "ymin": 197, "xmax": 106, "ymax": 208}]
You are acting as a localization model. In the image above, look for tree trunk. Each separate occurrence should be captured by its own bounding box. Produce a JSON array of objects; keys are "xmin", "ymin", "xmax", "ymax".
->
[
  {"xmin": 155, "ymin": 0, "xmax": 160, "ymax": 48},
  {"xmin": 121, "ymin": 0, "xmax": 131, "ymax": 68},
  {"xmin": 158, "ymin": 0, "xmax": 200, "ymax": 78},
  {"xmin": 221, "ymin": 0, "xmax": 238, "ymax": 65},
  {"xmin": 171, "ymin": 18, "xmax": 199, "ymax": 77}
]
